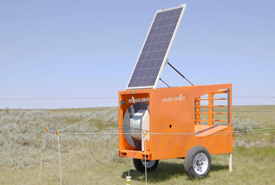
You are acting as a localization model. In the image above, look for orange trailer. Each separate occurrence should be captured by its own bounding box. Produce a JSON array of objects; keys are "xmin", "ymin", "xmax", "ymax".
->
[
  {"xmin": 118, "ymin": 84, "xmax": 234, "ymax": 177},
  {"xmin": 118, "ymin": 4, "xmax": 234, "ymax": 178}
]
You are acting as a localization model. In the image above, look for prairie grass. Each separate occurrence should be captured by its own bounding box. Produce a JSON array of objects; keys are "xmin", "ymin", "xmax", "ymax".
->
[{"xmin": 0, "ymin": 105, "xmax": 275, "ymax": 184}]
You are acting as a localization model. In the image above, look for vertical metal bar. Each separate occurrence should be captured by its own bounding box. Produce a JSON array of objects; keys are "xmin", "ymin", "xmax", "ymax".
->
[
  {"xmin": 229, "ymin": 153, "xmax": 233, "ymax": 172},
  {"xmin": 126, "ymin": 158, "xmax": 131, "ymax": 184},
  {"xmin": 39, "ymin": 132, "xmax": 48, "ymax": 182},
  {"xmin": 144, "ymin": 133, "xmax": 147, "ymax": 185},
  {"xmin": 194, "ymin": 98, "xmax": 201, "ymax": 125},
  {"xmin": 194, "ymin": 99, "xmax": 196, "ymax": 125},
  {"xmin": 227, "ymin": 89, "xmax": 231, "ymax": 125},
  {"xmin": 57, "ymin": 136, "xmax": 62, "ymax": 185},
  {"xmin": 198, "ymin": 99, "xmax": 201, "ymax": 125},
  {"xmin": 128, "ymin": 158, "xmax": 130, "ymax": 176},
  {"xmin": 208, "ymin": 93, "xmax": 214, "ymax": 126}
]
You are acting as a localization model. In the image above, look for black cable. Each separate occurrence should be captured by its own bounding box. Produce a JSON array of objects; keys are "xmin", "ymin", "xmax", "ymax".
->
[{"xmin": 88, "ymin": 129, "xmax": 124, "ymax": 168}]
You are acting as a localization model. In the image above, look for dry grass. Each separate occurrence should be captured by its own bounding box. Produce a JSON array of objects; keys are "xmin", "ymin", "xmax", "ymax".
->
[{"xmin": 0, "ymin": 105, "xmax": 275, "ymax": 184}]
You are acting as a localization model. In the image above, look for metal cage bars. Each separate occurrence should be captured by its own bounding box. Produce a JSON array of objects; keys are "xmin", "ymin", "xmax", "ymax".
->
[{"xmin": 194, "ymin": 90, "xmax": 230, "ymax": 126}]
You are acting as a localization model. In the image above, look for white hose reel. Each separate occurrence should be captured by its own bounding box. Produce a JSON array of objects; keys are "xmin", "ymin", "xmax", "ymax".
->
[{"xmin": 123, "ymin": 102, "xmax": 150, "ymax": 151}]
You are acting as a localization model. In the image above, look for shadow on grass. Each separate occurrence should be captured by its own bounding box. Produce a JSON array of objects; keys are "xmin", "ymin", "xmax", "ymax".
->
[
  {"xmin": 211, "ymin": 164, "xmax": 228, "ymax": 172},
  {"xmin": 121, "ymin": 161, "xmax": 185, "ymax": 183},
  {"xmin": 121, "ymin": 161, "xmax": 228, "ymax": 183}
]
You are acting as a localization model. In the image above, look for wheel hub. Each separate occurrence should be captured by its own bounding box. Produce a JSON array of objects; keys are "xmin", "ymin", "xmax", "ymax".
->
[
  {"xmin": 193, "ymin": 153, "xmax": 209, "ymax": 175},
  {"xmin": 196, "ymin": 161, "xmax": 203, "ymax": 166},
  {"xmin": 142, "ymin": 160, "xmax": 156, "ymax": 168}
]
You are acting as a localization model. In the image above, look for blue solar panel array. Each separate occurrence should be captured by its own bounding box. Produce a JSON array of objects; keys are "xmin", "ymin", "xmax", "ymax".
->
[{"xmin": 127, "ymin": 6, "xmax": 184, "ymax": 89}]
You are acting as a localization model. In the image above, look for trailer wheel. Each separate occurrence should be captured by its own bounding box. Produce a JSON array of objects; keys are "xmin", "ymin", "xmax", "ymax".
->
[
  {"xmin": 184, "ymin": 146, "xmax": 211, "ymax": 178},
  {"xmin": 133, "ymin": 159, "xmax": 159, "ymax": 172}
]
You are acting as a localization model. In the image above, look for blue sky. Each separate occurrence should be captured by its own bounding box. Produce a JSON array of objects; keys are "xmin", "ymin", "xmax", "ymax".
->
[{"xmin": 0, "ymin": 0, "xmax": 274, "ymax": 108}]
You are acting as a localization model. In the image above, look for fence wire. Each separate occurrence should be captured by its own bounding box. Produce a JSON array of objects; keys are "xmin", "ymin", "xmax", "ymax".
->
[
  {"xmin": 1, "ymin": 96, "xmax": 275, "ymax": 101},
  {"xmin": 1, "ymin": 102, "xmax": 274, "ymax": 185}
]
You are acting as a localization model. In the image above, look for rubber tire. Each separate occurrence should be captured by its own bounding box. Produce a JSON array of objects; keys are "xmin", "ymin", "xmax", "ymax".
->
[
  {"xmin": 184, "ymin": 146, "xmax": 211, "ymax": 178},
  {"xmin": 133, "ymin": 159, "xmax": 159, "ymax": 172}
]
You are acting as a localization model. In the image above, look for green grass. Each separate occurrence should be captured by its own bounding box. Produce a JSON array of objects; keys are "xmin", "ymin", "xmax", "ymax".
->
[
  {"xmin": 49, "ymin": 107, "xmax": 109, "ymax": 114},
  {"xmin": 0, "ymin": 105, "xmax": 275, "ymax": 184},
  {"xmin": 1, "ymin": 146, "xmax": 275, "ymax": 185},
  {"xmin": 49, "ymin": 107, "xmax": 118, "ymax": 130}
]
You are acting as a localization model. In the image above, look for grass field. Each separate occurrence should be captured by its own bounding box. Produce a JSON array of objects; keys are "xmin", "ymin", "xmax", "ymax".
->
[{"xmin": 0, "ymin": 105, "xmax": 275, "ymax": 184}]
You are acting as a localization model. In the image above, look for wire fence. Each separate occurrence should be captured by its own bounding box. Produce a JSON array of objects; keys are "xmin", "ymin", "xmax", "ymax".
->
[
  {"xmin": 1, "ymin": 99, "xmax": 275, "ymax": 184},
  {"xmin": 34, "ymin": 107, "xmax": 275, "ymax": 185},
  {"xmin": 0, "ymin": 97, "xmax": 118, "ymax": 100},
  {"xmin": 1, "ymin": 95, "xmax": 275, "ymax": 112},
  {"xmin": 1, "ymin": 96, "xmax": 275, "ymax": 100}
]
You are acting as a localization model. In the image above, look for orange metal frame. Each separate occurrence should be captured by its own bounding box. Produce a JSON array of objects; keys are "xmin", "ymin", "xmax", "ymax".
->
[{"xmin": 118, "ymin": 84, "xmax": 234, "ymax": 160}]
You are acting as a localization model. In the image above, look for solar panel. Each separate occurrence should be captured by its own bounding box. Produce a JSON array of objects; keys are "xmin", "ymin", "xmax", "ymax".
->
[{"xmin": 126, "ymin": 4, "xmax": 186, "ymax": 90}]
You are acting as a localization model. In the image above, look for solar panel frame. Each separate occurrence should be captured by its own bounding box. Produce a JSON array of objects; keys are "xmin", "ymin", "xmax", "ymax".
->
[{"xmin": 126, "ymin": 4, "xmax": 186, "ymax": 90}]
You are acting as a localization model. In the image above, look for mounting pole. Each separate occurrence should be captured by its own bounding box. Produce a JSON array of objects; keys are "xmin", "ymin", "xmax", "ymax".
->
[
  {"xmin": 167, "ymin": 62, "xmax": 194, "ymax": 86},
  {"xmin": 56, "ymin": 131, "xmax": 62, "ymax": 185},
  {"xmin": 229, "ymin": 153, "xmax": 232, "ymax": 172}
]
